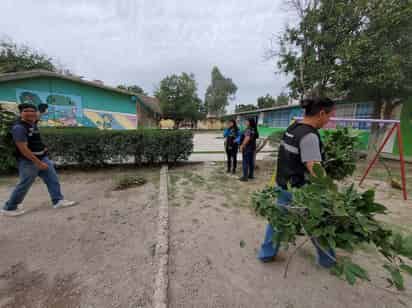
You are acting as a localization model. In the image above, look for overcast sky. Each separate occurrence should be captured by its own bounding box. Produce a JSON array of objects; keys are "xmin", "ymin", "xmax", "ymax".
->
[{"xmin": 0, "ymin": 0, "xmax": 294, "ymax": 112}]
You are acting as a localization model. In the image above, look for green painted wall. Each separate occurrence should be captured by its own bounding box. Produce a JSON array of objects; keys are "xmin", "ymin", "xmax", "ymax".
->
[
  {"xmin": 0, "ymin": 77, "xmax": 136, "ymax": 114},
  {"xmin": 257, "ymin": 125, "xmax": 370, "ymax": 150},
  {"xmin": 393, "ymin": 99, "xmax": 412, "ymax": 157}
]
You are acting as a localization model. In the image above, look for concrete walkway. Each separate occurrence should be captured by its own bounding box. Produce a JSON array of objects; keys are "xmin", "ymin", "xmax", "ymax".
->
[{"xmin": 190, "ymin": 133, "xmax": 276, "ymax": 162}]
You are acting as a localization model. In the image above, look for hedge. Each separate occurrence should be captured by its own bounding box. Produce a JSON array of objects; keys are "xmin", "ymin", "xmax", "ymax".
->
[{"xmin": 0, "ymin": 127, "xmax": 194, "ymax": 171}]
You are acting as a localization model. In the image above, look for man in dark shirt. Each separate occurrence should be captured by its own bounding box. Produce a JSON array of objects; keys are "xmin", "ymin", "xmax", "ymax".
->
[{"xmin": 1, "ymin": 103, "xmax": 76, "ymax": 217}]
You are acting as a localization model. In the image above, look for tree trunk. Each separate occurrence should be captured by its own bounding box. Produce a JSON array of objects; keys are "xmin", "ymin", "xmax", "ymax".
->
[
  {"xmin": 367, "ymin": 101, "xmax": 384, "ymax": 160},
  {"xmin": 367, "ymin": 100, "xmax": 401, "ymax": 160}
]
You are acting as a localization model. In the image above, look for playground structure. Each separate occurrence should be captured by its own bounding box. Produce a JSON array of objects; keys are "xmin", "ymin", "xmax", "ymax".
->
[{"xmin": 294, "ymin": 117, "xmax": 408, "ymax": 201}]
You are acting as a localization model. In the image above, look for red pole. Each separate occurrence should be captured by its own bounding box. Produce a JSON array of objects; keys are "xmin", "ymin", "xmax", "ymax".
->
[
  {"xmin": 396, "ymin": 123, "xmax": 408, "ymax": 200},
  {"xmin": 360, "ymin": 124, "xmax": 397, "ymax": 186}
]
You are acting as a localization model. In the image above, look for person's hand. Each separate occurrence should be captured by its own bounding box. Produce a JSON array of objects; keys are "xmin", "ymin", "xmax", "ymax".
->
[
  {"xmin": 37, "ymin": 161, "xmax": 49, "ymax": 170},
  {"xmin": 240, "ymin": 145, "xmax": 244, "ymax": 152}
]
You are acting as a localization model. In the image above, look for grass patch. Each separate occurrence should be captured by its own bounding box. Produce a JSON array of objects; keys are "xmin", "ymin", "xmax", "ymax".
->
[
  {"xmin": 168, "ymin": 174, "xmax": 180, "ymax": 200},
  {"xmin": 113, "ymin": 175, "xmax": 147, "ymax": 190},
  {"xmin": 181, "ymin": 171, "xmax": 206, "ymax": 186}
]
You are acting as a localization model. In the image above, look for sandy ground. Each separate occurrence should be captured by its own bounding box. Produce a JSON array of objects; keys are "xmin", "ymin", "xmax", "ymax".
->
[
  {"xmin": 0, "ymin": 167, "xmax": 159, "ymax": 308},
  {"xmin": 1, "ymin": 157, "xmax": 411, "ymax": 308},
  {"xmin": 168, "ymin": 161, "xmax": 412, "ymax": 308}
]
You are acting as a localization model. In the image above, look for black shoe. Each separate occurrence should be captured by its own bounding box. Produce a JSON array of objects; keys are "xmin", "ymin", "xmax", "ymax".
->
[
  {"xmin": 248, "ymin": 176, "xmax": 255, "ymax": 180},
  {"xmin": 239, "ymin": 177, "xmax": 248, "ymax": 182}
]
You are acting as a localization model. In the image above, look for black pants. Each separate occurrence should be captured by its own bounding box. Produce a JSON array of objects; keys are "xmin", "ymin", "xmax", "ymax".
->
[
  {"xmin": 226, "ymin": 146, "xmax": 238, "ymax": 172},
  {"xmin": 242, "ymin": 150, "xmax": 255, "ymax": 178}
]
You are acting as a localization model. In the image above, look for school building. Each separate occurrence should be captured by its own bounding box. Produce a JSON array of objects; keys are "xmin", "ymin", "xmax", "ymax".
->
[
  {"xmin": 0, "ymin": 70, "xmax": 161, "ymax": 129},
  {"xmin": 223, "ymin": 100, "xmax": 412, "ymax": 158}
]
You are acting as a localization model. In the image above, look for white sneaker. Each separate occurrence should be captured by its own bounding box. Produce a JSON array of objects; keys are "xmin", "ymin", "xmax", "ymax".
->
[
  {"xmin": 1, "ymin": 209, "xmax": 26, "ymax": 217},
  {"xmin": 53, "ymin": 200, "xmax": 77, "ymax": 209}
]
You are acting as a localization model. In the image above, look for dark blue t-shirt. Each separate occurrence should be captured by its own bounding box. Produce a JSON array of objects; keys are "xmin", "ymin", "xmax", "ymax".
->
[
  {"xmin": 244, "ymin": 128, "xmax": 257, "ymax": 152},
  {"xmin": 12, "ymin": 121, "xmax": 46, "ymax": 158}
]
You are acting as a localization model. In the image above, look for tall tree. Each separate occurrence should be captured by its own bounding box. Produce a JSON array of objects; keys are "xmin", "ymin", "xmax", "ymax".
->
[
  {"xmin": 117, "ymin": 84, "xmax": 148, "ymax": 96},
  {"xmin": 275, "ymin": 0, "xmax": 412, "ymax": 148},
  {"xmin": 155, "ymin": 73, "xmax": 203, "ymax": 128},
  {"xmin": 235, "ymin": 104, "xmax": 258, "ymax": 113},
  {"xmin": 205, "ymin": 66, "xmax": 237, "ymax": 116},
  {"xmin": 0, "ymin": 39, "xmax": 56, "ymax": 73}
]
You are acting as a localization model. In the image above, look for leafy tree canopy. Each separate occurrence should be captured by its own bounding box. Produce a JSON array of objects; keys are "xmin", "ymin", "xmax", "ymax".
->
[
  {"xmin": 155, "ymin": 72, "xmax": 205, "ymax": 127},
  {"xmin": 0, "ymin": 38, "xmax": 56, "ymax": 73},
  {"xmin": 205, "ymin": 66, "xmax": 237, "ymax": 116}
]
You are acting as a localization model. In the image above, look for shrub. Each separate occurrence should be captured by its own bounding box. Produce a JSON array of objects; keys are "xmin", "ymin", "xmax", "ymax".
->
[
  {"xmin": 0, "ymin": 127, "xmax": 193, "ymax": 171},
  {"xmin": 0, "ymin": 109, "xmax": 18, "ymax": 172},
  {"xmin": 323, "ymin": 127, "xmax": 359, "ymax": 181}
]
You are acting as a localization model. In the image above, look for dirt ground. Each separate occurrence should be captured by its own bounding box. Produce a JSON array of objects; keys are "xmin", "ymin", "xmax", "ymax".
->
[
  {"xmin": 168, "ymin": 160, "xmax": 412, "ymax": 308},
  {"xmin": 0, "ymin": 166, "xmax": 160, "ymax": 308}
]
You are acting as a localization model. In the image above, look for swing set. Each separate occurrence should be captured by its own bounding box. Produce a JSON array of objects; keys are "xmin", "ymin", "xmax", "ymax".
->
[{"xmin": 288, "ymin": 117, "xmax": 408, "ymax": 200}]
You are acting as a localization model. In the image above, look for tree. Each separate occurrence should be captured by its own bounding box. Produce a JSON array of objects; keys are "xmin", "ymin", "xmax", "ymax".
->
[
  {"xmin": 235, "ymin": 104, "xmax": 258, "ymax": 113},
  {"xmin": 0, "ymin": 38, "xmax": 56, "ymax": 73},
  {"xmin": 275, "ymin": 0, "xmax": 412, "ymax": 150},
  {"xmin": 205, "ymin": 66, "xmax": 237, "ymax": 116},
  {"xmin": 257, "ymin": 94, "xmax": 277, "ymax": 109},
  {"xmin": 117, "ymin": 84, "xmax": 148, "ymax": 96},
  {"xmin": 276, "ymin": 92, "xmax": 289, "ymax": 105},
  {"xmin": 257, "ymin": 93, "xmax": 289, "ymax": 109},
  {"xmin": 155, "ymin": 73, "xmax": 203, "ymax": 128}
]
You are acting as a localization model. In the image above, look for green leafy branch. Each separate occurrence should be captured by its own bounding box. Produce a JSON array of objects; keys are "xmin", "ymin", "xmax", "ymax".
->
[{"xmin": 252, "ymin": 165, "xmax": 412, "ymax": 291}]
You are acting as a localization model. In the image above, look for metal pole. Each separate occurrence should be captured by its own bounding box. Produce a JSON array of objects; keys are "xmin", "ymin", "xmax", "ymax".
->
[
  {"xmin": 396, "ymin": 123, "xmax": 408, "ymax": 200},
  {"xmin": 293, "ymin": 117, "xmax": 401, "ymax": 124}
]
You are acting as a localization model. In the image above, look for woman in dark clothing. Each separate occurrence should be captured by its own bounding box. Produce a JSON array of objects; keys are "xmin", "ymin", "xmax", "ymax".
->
[
  {"xmin": 239, "ymin": 118, "xmax": 259, "ymax": 181},
  {"xmin": 258, "ymin": 97, "xmax": 336, "ymax": 268},
  {"xmin": 223, "ymin": 119, "xmax": 241, "ymax": 174}
]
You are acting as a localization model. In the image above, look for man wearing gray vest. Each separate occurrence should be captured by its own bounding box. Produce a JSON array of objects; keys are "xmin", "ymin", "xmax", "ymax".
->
[{"xmin": 1, "ymin": 103, "xmax": 76, "ymax": 217}]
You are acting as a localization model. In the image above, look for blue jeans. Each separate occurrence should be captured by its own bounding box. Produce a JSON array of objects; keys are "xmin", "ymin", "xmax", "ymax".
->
[
  {"xmin": 242, "ymin": 150, "xmax": 255, "ymax": 178},
  {"xmin": 258, "ymin": 188, "xmax": 336, "ymax": 268},
  {"xmin": 3, "ymin": 157, "xmax": 64, "ymax": 211}
]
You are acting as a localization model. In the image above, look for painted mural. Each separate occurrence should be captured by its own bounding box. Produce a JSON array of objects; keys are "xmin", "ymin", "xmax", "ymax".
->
[
  {"xmin": 83, "ymin": 109, "xmax": 137, "ymax": 130},
  {"xmin": 16, "ymin": 88, "xmax": 82, "ymax": 127},
  {"xmin": 12, "ymin": 89, "xmax": 137, "ymax": 130}
]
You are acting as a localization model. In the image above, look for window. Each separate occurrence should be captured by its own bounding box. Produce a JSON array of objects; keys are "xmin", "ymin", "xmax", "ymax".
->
[
  {"xmin": 263, "ymin": 109, "xmax": 293, "ymax": 128},
  {"xmin": 355, "ymin": 102, "xmax": 374, "ymax": 130}
]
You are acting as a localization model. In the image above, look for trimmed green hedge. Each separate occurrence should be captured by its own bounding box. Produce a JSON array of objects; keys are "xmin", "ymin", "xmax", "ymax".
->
[{"xmin": 1, "ymin": 127, "xmax": 193, "ymax": 171}]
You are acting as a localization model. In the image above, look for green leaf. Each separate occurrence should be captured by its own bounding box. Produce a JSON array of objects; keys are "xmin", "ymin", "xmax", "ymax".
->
[
  {"xmin": 400, "ymin": 264, "xmax": 412, "ymax": 276},
  {"xmin": 400, "ymin": 236, "xmax": 412, "ymax": 258},
  {"xmin": 313, "ymin": 164, "xmax": 326, "ymax": 178},
  {"xmin": 362, "ymin": 190, "xmax": 375, "ymax": 203},
  {"xmin": 344, "ymin": 267, "xmax": 357, "ymax": 285},
  {"xmin": 346, "ymin": 262, "xmax": 369, "ymax": 281},
  {"xmin": 393, "ymin": 233, "xmax": 403, "ymax": 252},
  {"xmin": 383, "ymin": 264, "xmax": 404, "ymax": 290},
  {"xmin": 334, "ymin": 204, "xmax": 348, "ymax": 217},
  {"xmin": 330, "ymin": 264, "xmax": 344, "ymax": 277}
]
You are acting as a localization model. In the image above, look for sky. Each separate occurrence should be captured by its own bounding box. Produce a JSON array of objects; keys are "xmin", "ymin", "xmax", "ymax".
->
[{"xmin": 0, "ymin": 0, "xmax": 294, "ymax": 112}]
